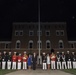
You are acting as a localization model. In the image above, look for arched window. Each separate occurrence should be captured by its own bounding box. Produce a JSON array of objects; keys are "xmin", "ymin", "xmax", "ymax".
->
[
  {"xmin": 16, "ymin": 40, "xmax": 21, "ymax": 49},
  {"xmin": 59, "ymin": 40, "xmax": 64, "ymax": 48},
  {"xmin": 29, "ymin": 40, "xmax": 33, "ymax": 49},
  {"xmin": 37, "ymin": 40, "xmax": 42, "ymax": 49},
  {"xmin": 46, "ymin": 40, "xmax": 51, "ymax": 49}
]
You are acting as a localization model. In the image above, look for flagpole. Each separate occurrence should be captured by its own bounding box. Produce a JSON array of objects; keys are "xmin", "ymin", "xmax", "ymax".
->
[{"xmin": 38, "ymin": 0, "xmax": 41, "ymax": 60}]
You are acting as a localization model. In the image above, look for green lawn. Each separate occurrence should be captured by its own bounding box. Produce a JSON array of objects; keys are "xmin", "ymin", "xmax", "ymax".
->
[
  {"xmin": 0, "ymin": 69, "xmax": 16, "ymax": 75},
  {"xmin": 62, "ymin": 69, "xmax": 76, "ymax": 75}
]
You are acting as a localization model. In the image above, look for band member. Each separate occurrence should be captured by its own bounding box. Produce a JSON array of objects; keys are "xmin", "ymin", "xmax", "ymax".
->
[
  {"xmin": 42, "ymin": 52, "xmax": 47, "ymax": 70},
  {"xmin": 0, "ymin": 52, "xmax": 2, "ymax": 69},
  {"xmin": 17, "ymin": 53, "xmax": 22, "ymax": 69},
  {"xmin": 66, "ymin": 51, "xmax": 72, "ymax": 69},
  {"xmin": 32, "ymin": 52, "xmax": 37, "ymax": 70},
  {"xmin": 46, "ymin": 54, "xmax": 50, "ymax": 69},
  {"xmin": 56, "ymin": 52, "xmax": 61, "ymax": 69},
  {"xmin": 22, "ymin": 51, "xmax": 28, "ymax": 69},
  {"xmin": 27, "ymin": 54, "xmax": 32, "ymax": 70},
  {"xmin": 2, "ymin": 51, "xmax": 7, "ymax": 69},
  {"xmin": 12, "ymin": 52, "xmax": 17, "ymax": 69},
  {"xmin": 62, "ymin": 52, "xmax": 67, "ymax": 69},
  {"xmin": 50, "ymin": 51, "xmax": 56, "ymax": 70},
  {"xmin": 71, "ymin": 52, "xmax": 76, "ymax": 69},
  {"xmin": 7, "ymin": 52, "xmax": 12, "ymax": 69}
]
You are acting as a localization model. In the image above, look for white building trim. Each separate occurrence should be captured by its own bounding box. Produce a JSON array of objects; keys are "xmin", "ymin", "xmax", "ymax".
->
[
  {"xmin": 68, "ymin": 41, "xmax": 76, "ymax": 43},
  {"xmin": 0, "ymin": 41, "xmax": 11, "ymax": 43}
]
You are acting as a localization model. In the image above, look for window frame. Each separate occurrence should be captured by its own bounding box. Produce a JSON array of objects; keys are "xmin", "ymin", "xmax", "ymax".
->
[
  {"xmin": 5, "ymin": 43, "xmax": 9, "ymax": 49},
  {"xmin": 46, "ymin": 40, "xmax": 51, "ymax": 49},
  {"xmin": 45, "ymin": 30, "xmax": 50, "ymax": 36},
  {"xmin": 56, "ymin": 30, "xmax": 60, "ymax": 36},
  {"xmin": 29, "ymin": 30, "xmax": 34, "ymax": 36},
  {"xmin": 19, "ymin": 30, "xmax": 23, "ymax": 36},
  {"xmin": 70, "ymin": 43, "xmax": 75, "ymax": 48},
  {"xmin": 15, "ymin": 30, "xmax": 19, "ymax": 36},
  {"xmin": 37, "ymin": 30, "xmax": 42, "ymax": 36},
  {"xmin": 59, "ymin": 40, "xmax": 64, "ymax": 49},
  {"xmin": 60, "ymin": 30, "xmax": 64, "ymax": 36},
  {"xmin": 16, "ymin": 40, "xmax": 21, "ymax": 49},
  {"xmin": 28, "ymin": 40, "xmax": 33, "ymax": 49}
]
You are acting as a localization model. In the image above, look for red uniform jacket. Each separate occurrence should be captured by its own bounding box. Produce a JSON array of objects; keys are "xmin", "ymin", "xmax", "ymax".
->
[
  {"xmin": 17, "ymin": 56, "xmax": 22, "ymax": 62},
  {"xmin": 12, "ymin": 55, "xmax": 17, "ymax": 62},
  {"xmin": 22, "ymin": 55, "xmax": 28, "ymax": 62},
  {"xmin": 50, "ymin": 54, "xmax": 56, "ymax": 61}
]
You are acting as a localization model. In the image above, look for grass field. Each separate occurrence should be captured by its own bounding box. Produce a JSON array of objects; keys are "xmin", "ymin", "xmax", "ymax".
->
[
  {"xmin": 0, "ymin": 69, "xmax": 16, "ymax": 75},
  {"xmin": 62, "ymin": 69, "xmax": 76, "ymax": 75}
]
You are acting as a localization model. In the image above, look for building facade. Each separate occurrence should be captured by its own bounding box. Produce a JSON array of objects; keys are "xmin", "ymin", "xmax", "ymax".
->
[{"xmin": 0, "ymin": 22, "xmax": 76, "ymax": 54}]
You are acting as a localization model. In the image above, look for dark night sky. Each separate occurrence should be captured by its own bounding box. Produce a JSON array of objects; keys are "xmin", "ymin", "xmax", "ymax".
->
[{"xmin": 0, "ymin": 0, "xmax": 76, "ymax": 40}]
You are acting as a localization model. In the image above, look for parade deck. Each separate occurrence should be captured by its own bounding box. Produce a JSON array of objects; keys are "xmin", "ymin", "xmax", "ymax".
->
[{"xmin": 5, "ymin": 69, "xmax": 73, "ymax": 75}]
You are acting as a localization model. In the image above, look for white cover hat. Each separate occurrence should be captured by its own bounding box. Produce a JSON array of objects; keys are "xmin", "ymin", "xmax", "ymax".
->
[
  {"xmin": 4, "ymin": 51, "xmax": 6, "ymax": 53},
  {"xmin": 24, "ymin": 51, "xmax": 26, "ymax": 53},
  {"xmin": 43, "ymin": 52, "xmax": 45, "ymax": 54},
  {"xmin": 67, "ymin": 51, "xmax": 69, "ymax": 52},
  {"xmin": 9, "ymin": 52, "xmax": 11, "ymax": 53},
  {"xmin": 72, "ymin": 52, "xmax": 74, "ymax": 53},
  {"xmin": 19, "ymin": 53, "xmax": 21, "ymax": 55},
  {"xmin": 57, "ymin": 52, "xmax": 59, "ymax": 53},
  {"xmin": 62, "ymin": 52, "xmax": 64, "ymax": 53},
  {"xmin": 14, "ymin": 52, "xmax": 16, "ymax": 54}
]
